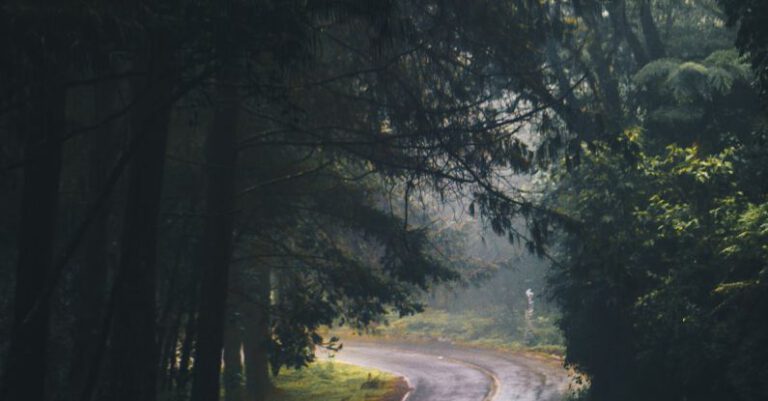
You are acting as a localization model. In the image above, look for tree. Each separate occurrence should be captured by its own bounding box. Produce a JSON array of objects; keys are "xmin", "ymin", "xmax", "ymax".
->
[
  {"xmin": 107, "ymin": 31, "xmax": 178, "ymax": 401},
  {"xmin": 1, "ymin": 3, "xmax": 70, "ymax": 400},
  {"xmin": 719, "ymin": 0, "xmax": 768, "ymax": 96},
  {"xmin": 190, "ymin": 41, "xmax": 241, "ymax": 401},
  {"xmin": 534, "ymin": 1, "xmax": 768, "ymax": 400},
  {"xmin": 0, "ymin": 2, "xmax": 677, "ymax": 401}
]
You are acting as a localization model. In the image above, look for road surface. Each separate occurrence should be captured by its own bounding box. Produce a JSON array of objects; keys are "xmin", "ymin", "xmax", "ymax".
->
[{"xmin": 332, "ymin": 341, "xmax": 568, "ymax": 401}]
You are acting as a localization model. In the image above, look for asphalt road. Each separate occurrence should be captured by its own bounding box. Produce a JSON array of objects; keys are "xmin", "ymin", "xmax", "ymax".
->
[{"xmin": 332, "ymin": 341, "xmax": 568, "ymax": 401}]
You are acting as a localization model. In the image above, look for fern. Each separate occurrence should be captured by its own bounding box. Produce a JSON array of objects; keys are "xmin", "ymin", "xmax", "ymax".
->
[
  {"xmin": 707, "ymin": 66, "xmax": 735, "ymax": 94},
  {"xmin": 634, "ymin": 49, "xmax": 751, "ymax": 103},
  {"xmin": 666, "ymin": 61, "xmax": 710, "ymax": 101},
  {"xmin": 634, "ymin": 58, "xmax": 682, "ymax": 86}
]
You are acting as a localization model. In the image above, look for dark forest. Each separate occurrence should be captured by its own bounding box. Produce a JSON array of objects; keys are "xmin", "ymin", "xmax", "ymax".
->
[{"xmin": 1, "ymin": 1, "xmax": 767, "ymax": 401}]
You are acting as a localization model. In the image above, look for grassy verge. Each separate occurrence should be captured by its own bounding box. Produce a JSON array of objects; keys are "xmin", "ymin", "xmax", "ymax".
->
[
  {"xmin": 327, "ymin": 309, "xmax": 565, "ymax": 357},
  {"xmin": 268, "ymin": 361, "xmax": 408, "ymax": 401}
]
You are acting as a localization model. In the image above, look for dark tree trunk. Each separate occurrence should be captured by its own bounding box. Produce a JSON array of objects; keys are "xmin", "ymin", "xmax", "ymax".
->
[
  {"xmin": 190, "ymin": 62, "xmax": 240, "ymax": 401},
  {"xmin": 640, "ymin": 0, "xmax": 666, "ymax": 60},
  {"xmin": 159, "ymin": 308, "xmax": 183, "ymax": 391},
  {"xmin": 243, "ymin": 265, "xmax": 272, "ymax": 401},
  {"xmin": 107, "ymin": 37, "xmax": 175, "ymax": 401},
  {"xmin": 68, "ymin": 77, "xmax": 117, "ymax": 401},
  {"xmin": 176, "ymin": 269, "xmax": 201, "ymax": 398},
  {"xmin": 609, "ymin": 0, "xmax": 649, "ymax": 66},
  {"xmin": 176, "ymin": 309, "xmax": 197, "ymax": 398},
  {"xmin": 158, "ymin": 216, "xmax": 192, "ymax": 390},
  {"xmin": 2, "ymin": 85, "xmax": 65, "ymax": 401},
  {"xmin": 224, "ymin": 315, "xmax": 245, "ymax": 401},
  {"xmin": 576, "ymin": 0, "xmax": 624, "ymax": 136}
]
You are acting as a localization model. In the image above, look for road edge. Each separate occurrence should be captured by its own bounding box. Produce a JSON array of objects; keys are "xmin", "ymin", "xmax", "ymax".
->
[{"xmin": 440, "ymin": 355, "xmax": 501, "ymax": 401}]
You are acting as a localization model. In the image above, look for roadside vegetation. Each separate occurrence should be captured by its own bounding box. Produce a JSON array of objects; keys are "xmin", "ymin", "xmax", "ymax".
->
[
  {"xmin": 359, "ymin": 309, "xmax": 564, "ymax": 356},
  {"xmin": 330, "ymin": 240, "xmax": 565, "ymax": 357},
  {"xmin": 267, "ymin": 362, "xmax": 406, "ymax": 401}
]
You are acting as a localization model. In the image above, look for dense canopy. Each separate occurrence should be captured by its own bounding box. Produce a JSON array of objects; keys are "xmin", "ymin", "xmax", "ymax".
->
[{"xmin": 1, "ymin": 1, "xmax": 767, "ymax": 401}]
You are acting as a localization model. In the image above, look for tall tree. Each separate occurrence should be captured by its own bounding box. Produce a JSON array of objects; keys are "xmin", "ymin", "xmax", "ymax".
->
[
  {"xmin": 68, "ymin": 73, "xmax": 118, "ymax": 401},
  {"xmin": 223, "ymin": 312, "xmax": 245, "ymax": 401},
  {"xmin": 719, "ymin": 0, "xmax": 768, "ymax": 96},
  {"xmin": 107, "ymin": 31, "xmax": 177, "ymax": 401},
  {"xmin": 1, "ymin": 3, "xmax": 69, "ymax": 400},
  {"xmin": 3, "ymin": 71, "xmax": 65, "ymax": 401},
  {"xmin": 190, "ymin": 50, "xmax": 242, "ymax": 401}
]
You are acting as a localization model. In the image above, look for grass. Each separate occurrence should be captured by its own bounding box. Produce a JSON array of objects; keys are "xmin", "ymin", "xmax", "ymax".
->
[
  {"xmin": 267, "ymin": 360, "xmax": 407, "ymax": 401},
  {"xmin": 328, "ymin": 309, "xmax": 565, "ymax": 357}
]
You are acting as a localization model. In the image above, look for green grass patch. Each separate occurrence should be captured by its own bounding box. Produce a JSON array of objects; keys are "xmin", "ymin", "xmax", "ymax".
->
[
  {"xmin": 329, "ymin": 309, "xmax": 565, "ymax": 356},
  {"xmin": 268, "ymin": 361, "xmax": 405, "ymax": 401}
]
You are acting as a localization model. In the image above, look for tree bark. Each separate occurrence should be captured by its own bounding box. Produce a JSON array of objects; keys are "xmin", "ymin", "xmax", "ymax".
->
[
  {"xmin": 224, "ymin": 314, "xmax": 245, "ymax": 401},
  {"xmin": 576, "ymin": 0, "xmax": 624, "ymax": 136},
  {"xmin": 2, "ymin": 84, "xmax": 65, "ymax": 401},
  {"xmin": 190, "ymin": 62, "xmax": 241, "ymax": 401},
  {"xmin": 176, "ymin": 264, "xmax": 201, "ymax": 398},
  {"xmin": 159, "ymin": 308, "xmax": 183, "ymax": 391},
  {"xmin": 609, "ymin": 0, "xmax": 649, "ymax": 66},
  {"xmin": 243, "ymin": 265, "xmax": 272, "ymax": 401},
  {"xmin": 640, "ymin": 0, "xmax": 666, "ymax": 60},
  {"xmin": 68, "ymin": 76, "xmax": 117, "ymax": 401},
  {"xmin": 176, "ymin": 309, "xmax": 197, "ymax": 398},
  {"xmin": 107, "ymin": 35, "xmax": 175, "ymax": 401},
  {"xmin": 158, "ymin": 214, "xmax": 193, "ymax": 390}
]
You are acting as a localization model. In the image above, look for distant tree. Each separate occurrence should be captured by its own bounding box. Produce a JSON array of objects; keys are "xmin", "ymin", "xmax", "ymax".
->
[{"xmin": 719, "ymin": 0, "xmax": 768, "ymax": 96}]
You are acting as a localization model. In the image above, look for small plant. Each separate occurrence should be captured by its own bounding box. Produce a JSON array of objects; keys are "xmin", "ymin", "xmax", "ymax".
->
[{"xmin": 360, "ymin": 373, "xmax": 383, "ymax": 389}]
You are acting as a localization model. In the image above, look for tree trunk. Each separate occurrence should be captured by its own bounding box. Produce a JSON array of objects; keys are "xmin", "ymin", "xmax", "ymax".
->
[
  {"xmin": 243, "ymin": 265, "xmax": 272, "ymax": 401},
  {"xmin": 2, "ymin": 84, "xmax": 65, "ymax": 401},
  {"xmin": 224, "ymin": 315, "xmax": 245, "ymax": 401},
  {"xmin": 159, "ymin": 308, "xmax": 183, "ymax": 391},
  {"xmin": 107, "ymin": 37, "xmax": 175, "ymax": 401},
  {"xmin": 609, "ymin": 0, "xmax": 649, "ymax": 66},
  {"xmin": 158, "ymin": 216, "xmax": 192, "ymax": 390},
  {"xmin": 577, "ymin": 0, "xmax": 624, "ymax": 136},
  {"xmin": 176, "ymin": 309, "xmax": 197, "ymax": 398},
  {"xmin": 190, "ymin": 62, "xmax": 241, "ymax": 401},
  {"xmin": 68, "ymin": 76, "xmax": 117, "ymax": 401},
  {"xmin": 176, "ymin": 266, "xmax": 201, "ymax": 398},
  {"xmin": 640, "ymin": 0, "xmax": 666, "ymax": 60}
]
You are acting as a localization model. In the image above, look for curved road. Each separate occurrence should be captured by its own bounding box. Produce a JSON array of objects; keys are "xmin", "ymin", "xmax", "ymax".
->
[{"xmin": 333, "ymin": 341, "xmax": 568, "ymax": 401}]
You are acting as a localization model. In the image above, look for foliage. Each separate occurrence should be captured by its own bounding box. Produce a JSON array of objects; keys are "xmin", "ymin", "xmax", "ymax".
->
[
  {"xmin": 4, "ymin": 1, "xmax": 768, "ymax": 401},
  {"xmin": 336, "ymin": 308, "xmax": 564, "ymax": 355},
  {"xmin": 549, "ymin": 125, "xmax": 768, "ymax": 400},
  {"xmin": 519, "ymin": 1, "xmax": 768, "ymax": 399},
  {"xmin": 719, "ymin": 0, "xmax": 768, "ymax": 97}
]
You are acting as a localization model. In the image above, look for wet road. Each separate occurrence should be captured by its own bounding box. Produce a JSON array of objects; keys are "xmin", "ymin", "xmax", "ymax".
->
[{"xmin": 333, "ymin": 341, "xmax": 568, "ymax": 401}]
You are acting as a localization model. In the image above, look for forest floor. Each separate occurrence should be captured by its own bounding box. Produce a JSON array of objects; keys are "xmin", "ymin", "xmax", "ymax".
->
[{"xmin": 267, "ymin": 361, "xmax": 408, "ymax": 401}]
